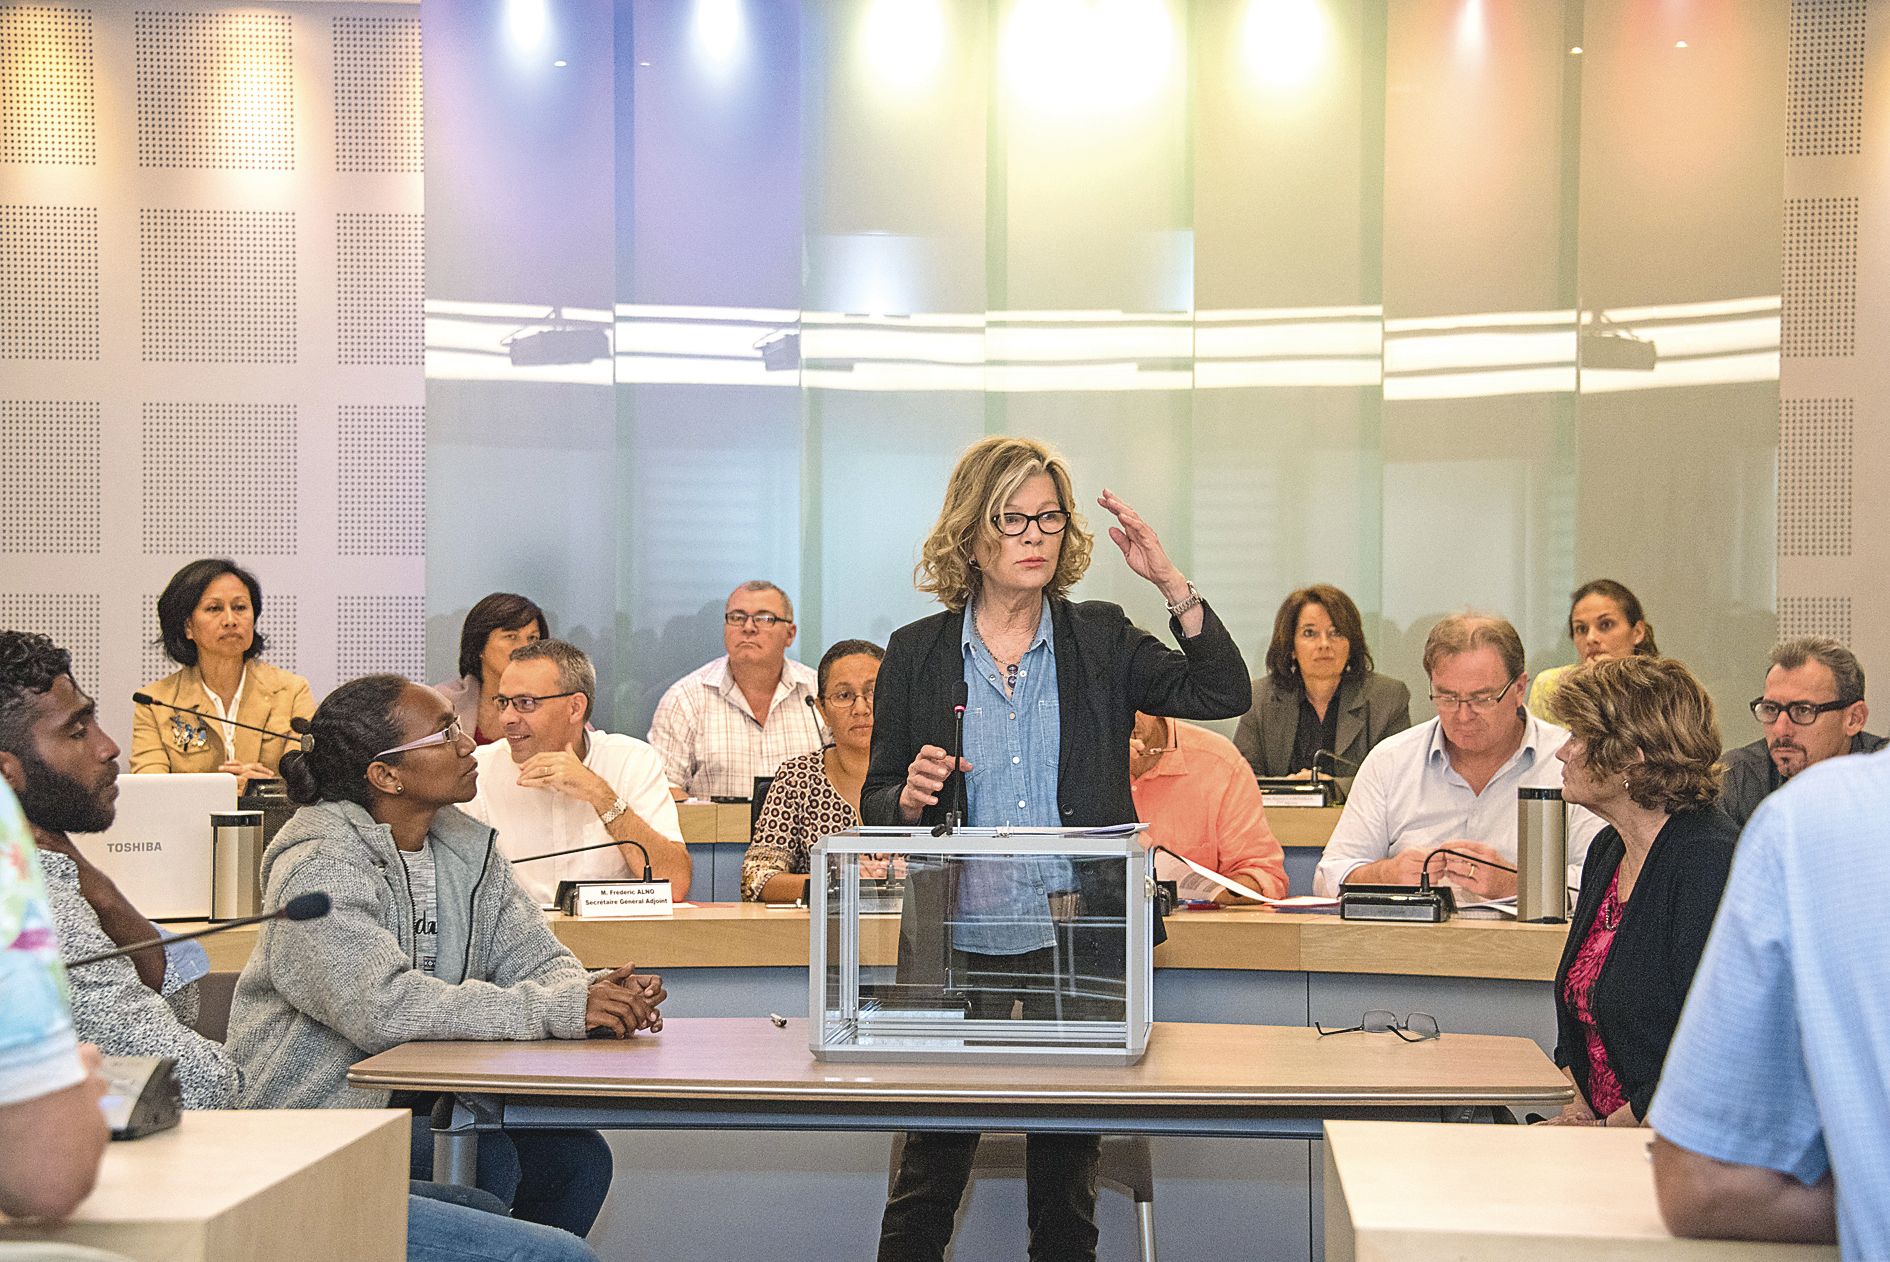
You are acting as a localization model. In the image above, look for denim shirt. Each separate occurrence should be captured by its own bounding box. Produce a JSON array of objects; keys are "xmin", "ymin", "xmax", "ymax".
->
[{"xmin": 953, "ymin": 599, "xmax": 1070, "ymax": 955}]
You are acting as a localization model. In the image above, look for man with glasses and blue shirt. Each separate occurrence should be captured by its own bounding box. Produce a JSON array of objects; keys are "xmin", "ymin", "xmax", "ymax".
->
[
  {"xmin": 648, "ymin": 580, "xmax": 824, "ymax": 800},
  {"xmin": 1314, "ymin": 613, "xmax": 1602, "ymax": 900},
  {"xmin": 465, "ymin": 639, "xmax": 687, "ymax": 907},
  {"xmin": 1717, "ymin": 637, "xmax": 1882, "ymax": 829}
]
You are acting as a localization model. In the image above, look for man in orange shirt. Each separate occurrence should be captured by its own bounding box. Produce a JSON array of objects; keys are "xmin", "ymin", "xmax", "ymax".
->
[{"xmin": 1129, "ymin": 711, "xmax": 1288, "ymax": 902}]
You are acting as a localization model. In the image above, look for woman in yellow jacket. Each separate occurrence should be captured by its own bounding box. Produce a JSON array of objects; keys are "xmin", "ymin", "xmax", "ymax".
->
[{"xmin": 132, "ymin": 559, "xmax": 315, "ymax": 787}]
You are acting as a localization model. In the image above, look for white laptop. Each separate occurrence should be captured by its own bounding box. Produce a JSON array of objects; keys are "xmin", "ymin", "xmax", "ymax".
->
[{"xmin": 86, "ymin": 772, "xmax": 238, "ymax": 921}]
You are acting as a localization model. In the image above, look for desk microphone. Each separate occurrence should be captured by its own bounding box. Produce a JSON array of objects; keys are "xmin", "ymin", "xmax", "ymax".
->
[
  {"xmin": 1417, "ymin": 848, "xmax": 1517, "ymax": 895},
  {"xmin": 511, "ymin": 836, "xmax": 653, "ymax": 881},
  {"xmin": 65, "ymin": 892, "xmax": 330, "ymax": 969},
  {"xmin": 806, "ymin": 694, "xmax": 834, "ymax": 750},
  {"xmin": 132, "ymin": 692, "xmax": 309, "ymax": 748},
  {"xmin": 1310, "ymin": 748, "xmax": 1361, "ymax": 778},
  {"xmin": 931, "ymin": 682, "xmax": 970, "ymax": 838}
]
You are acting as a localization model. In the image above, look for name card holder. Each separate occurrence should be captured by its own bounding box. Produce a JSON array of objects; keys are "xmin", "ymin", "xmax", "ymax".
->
[{"xmin": 555, "ymin": 879, "xmax": 674, "ymax": 918}]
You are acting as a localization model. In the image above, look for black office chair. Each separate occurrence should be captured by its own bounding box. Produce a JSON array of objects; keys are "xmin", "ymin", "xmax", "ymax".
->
[{"xmin": 887, "ymin": 1132, "xmax": 1157, "ymax": 1262}]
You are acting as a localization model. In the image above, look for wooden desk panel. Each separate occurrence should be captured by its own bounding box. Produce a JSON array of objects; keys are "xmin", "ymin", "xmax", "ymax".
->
[
  {"xmin": 1324, "ymin": 1120, "xmax": 1834, "ymax": 1262},
  {"xmin": 350, "ymin": 1017, "xmax": 1571, "ymax": 1112},
  {"xmin": 192, "ymin": 905, "xmax": 1567, "ymax": 980},
  {"xmin": 1269, "ymin": 804, "xmax": 1343, "ymax": 847},
  {"xmin": 0, "ymin": 1109, "xmax": 407, "ymax": 1262},
  {"xmin": 680, "ymin": 800, "xmax": 1346, "ymax": 850}
]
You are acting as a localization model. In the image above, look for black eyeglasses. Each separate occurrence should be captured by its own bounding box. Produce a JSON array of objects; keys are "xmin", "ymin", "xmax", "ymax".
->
[
  {"xmin": 991, "ymin": 509, "xmax": 1069, "ymax": 537},
  {"xmin": 493, "ymin": 691, "xmax": 579, "ymax": 714},
  {"xmin": 1429, "ymin": 678, "xmax": 1519, "ymax": 714},
  {"xmin": 725, "ymin": 611, "xmax": 790, "ymax": 628},
  {"xmin": 1316, "ymin": 1010, "xmax": 1440, "ymax": 1042},
  {"xmin": 1750, "ymin": 696, "xmax": 1852, "ymax": 726},
  {"xmin": 824, "ymin": 687, "xmax": 875, "ymax": 709}
]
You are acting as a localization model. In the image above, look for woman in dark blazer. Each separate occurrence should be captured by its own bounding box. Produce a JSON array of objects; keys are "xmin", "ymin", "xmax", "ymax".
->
[
  {"xmin": 1539, "ymin": 656, "xmax": 1736, "ymax": 1127},
  {"xmin": 863, "ymin": 435, "xmax": 1250, "ymax": 1262},
  {"xmin": 1232, "ymin": 584, "xmax": 1409, "ymax": 792}
]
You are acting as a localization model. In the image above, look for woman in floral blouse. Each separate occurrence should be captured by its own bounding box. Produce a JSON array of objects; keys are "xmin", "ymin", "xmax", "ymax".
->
[{"xmin": 741, "ymin": 639, "xmax": 883, "ymax": 902}]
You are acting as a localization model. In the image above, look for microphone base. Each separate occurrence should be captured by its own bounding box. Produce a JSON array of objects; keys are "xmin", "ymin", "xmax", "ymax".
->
[{"xmin": 1338, "ymin": 885, "xmax": 1455, "ymax": 923}]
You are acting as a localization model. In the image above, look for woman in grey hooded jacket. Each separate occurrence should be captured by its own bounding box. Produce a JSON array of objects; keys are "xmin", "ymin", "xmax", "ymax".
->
[{"xmin": 225, "ymin": 673, "xmax": 664, "ymax": 1238}]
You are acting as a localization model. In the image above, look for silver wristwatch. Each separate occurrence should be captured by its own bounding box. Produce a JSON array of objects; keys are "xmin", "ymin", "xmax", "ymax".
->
[
  {"xmin": 599, "ymin": 796, "xmax": 630, "ymax": 826},
  {"xmin": 1165, "ymin": 582, "xmax": 1204, "ymax": 619}
]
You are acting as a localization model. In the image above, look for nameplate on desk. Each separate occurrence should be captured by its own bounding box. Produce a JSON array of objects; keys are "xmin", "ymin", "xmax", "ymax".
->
[
  {"xmin": 556, "ymin": 880, "xmax": 673, "ymax": 918},
  {"xmin": 1256, "ymin": 778, "xmax": 1331, "ymax": 808}
]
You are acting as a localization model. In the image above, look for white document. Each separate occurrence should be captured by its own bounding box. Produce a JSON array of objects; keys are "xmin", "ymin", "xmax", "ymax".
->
[{"xmin": 1151, "ymin": 848, "xmax": 1340, "ymax": 909}]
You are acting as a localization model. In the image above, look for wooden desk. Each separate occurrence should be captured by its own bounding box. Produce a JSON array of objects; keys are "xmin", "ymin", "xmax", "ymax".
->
[
  {"xmin": 1323, "ymin": 1120, "xmax": 1835, "ymax": 1262},
  {"xmin": 351, "ymin": 1017, "xmax": 1571, "ymax": 1182},
  {"xmin": 681, "ymin": 802, "xmax": 1345, "ymax": 849},
  {"xmin": 1268, "ymin": 804, "xmax": 1343, "ymax": 847},
  {"xmin": 191, "ymin": 904, "xmax": 1568, "ymax": 981},
  {"xmin": 0, "ymin": 1110, "xmax": 407, "ymax": 1262}
]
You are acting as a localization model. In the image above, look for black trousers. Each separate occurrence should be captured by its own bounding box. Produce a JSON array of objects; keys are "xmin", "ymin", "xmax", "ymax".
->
[{"xmin": 876, "ymin": 947, "xmax": 1102, "ymax": 1262}]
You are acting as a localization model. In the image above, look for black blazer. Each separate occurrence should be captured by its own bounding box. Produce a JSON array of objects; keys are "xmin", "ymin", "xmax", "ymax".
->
[
  {"xmin": 863, "ymin": 597, "xmax": 1252, "ymax": 987},
  {"xmin": 1231, "ymin": 670, "xmax": 1412, "ymax": 788},
  {"xmin": 1552, "ymin": 806, "xmax": 1737, "ymax": 1120}
]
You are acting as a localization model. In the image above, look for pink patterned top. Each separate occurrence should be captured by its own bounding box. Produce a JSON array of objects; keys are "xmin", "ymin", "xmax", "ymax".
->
[{"xmin": 1561, "ymin": 869, "xmax": 1627, "ymax": 1117}]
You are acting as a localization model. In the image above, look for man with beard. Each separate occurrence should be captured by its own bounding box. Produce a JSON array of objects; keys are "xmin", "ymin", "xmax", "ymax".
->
[
  {"xmin": 0, "ymin": 631, "xmax": 604, "ymax": 1262},
  {"xmin": 0, "ymin": 630, "xmax": 234, "ymax": 1101},
  {"xmin": 1720, "ymin": 638, "xmax": 1884, "ymax": 829}
]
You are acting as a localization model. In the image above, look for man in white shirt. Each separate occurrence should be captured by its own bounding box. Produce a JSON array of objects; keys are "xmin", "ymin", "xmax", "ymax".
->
[
  {"xmin": 1313, "ymin": 613, "xmax": 1602, "ymax": 899},
  {"xmin": 647, "ymin": 581, "xmax": 824, "ymax": 800},
  {"xmin": 465, "ymin": 640, "xmax": 690, "ymax": 906}
]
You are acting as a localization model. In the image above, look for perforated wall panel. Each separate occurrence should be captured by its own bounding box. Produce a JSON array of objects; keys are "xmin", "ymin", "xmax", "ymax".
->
[
  {"xmin": 0, "ymin": 6, "xmax": 425, "ymax": 748},
  {"xmin": 140, "ymin": 402, "xmax": 298, "ymax": 555},
  {"xmin": 337, "ymin": 595, "xmax": 425, "ymax": 681},
  {"xmin": 0, "ymin": 5, "xmax": 96, "ymax": 166},
  {"xmin": 134, "ymin": 9, "xmax": 294, "ymax": 170},
  {"xmin": 1789, "ymin": 0, "xmax": 1866, "ymax": 157},
  {"xmin": 0, "ymin": 593, "xmax": 99, "ymax": 694},
  {"xmin": 338, "ymin": 404, "xmax": 424, "ymax": 556},
  {"xmin": 333, "ymin": 15, "xmax": 421, "ymax": 173},
  {"xmin": 1782, "ymin": 198, "xmax": 1858, "ymax": 357},
  {"xmin": 2, "ymin": 401, "xmax": 99, "ymax": 553},
  {"xmin": 337, "ymin": 212, "xmax": 423, "ymax": 365},
  {"xmin": 0, "ymin": 204, "xmax": 99, "ymax": 359},
  {"xmin": 140, "ymin": 209, "xmax": 296, "ymax": 363},
  {"xmin": 1778, "ymin": 596, "xmax": 1854, "ymax": 647},
  {"xmin": 1779, "ymin": 399, "xmax": 1852, "ymax": 558}
]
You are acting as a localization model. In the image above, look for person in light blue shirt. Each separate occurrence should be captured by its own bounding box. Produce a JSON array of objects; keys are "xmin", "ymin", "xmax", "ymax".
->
[
  {"xmin": 1647, "ymin": 747, "xmax": 1890, "ymax": 1256},
  {"xmin": 950, "ymin": 595, "xmax": 1073, "ymax": 957}
]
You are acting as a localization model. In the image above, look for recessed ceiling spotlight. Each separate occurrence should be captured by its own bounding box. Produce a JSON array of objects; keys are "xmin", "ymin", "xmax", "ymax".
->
[
  {"xmin": 1569, "ymin": 45, "xmax": 1582, "ymax": 55},
  {"xmin": 1674, "ymin": 39, "xmax": 1688, "ymax": 49},
  {"xmin": 553, "ymin": 59, "xmax": 567, "ymax": 66}
]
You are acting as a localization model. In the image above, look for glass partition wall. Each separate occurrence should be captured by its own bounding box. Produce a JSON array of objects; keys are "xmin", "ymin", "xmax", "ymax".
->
[{"xmin": 425, "ymin": 0, "xmax": 1784, "ymax": 736}]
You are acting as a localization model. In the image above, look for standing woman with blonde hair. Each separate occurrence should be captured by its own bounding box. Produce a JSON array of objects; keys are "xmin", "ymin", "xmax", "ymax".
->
[{"xmin": 864, "ymin": 435, "xmax": 1251, "ymax": 1262}]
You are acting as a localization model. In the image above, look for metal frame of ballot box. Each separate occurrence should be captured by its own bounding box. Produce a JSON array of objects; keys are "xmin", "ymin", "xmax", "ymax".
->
[{"xmin": 810, "ymin": 826, "xmax": 1154, "ymax": 1066}]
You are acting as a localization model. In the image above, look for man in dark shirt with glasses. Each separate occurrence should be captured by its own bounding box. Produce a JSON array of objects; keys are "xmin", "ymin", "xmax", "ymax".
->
[{"xmin": 1720, "ymin": 637, "xmax": 1883, "ymax": 829}]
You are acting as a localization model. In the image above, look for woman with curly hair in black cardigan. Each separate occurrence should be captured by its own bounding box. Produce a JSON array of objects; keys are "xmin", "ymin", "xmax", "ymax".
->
[{"xmin": 1544, "ymin": 656, "xmax": 1736, "ymax": 1127}]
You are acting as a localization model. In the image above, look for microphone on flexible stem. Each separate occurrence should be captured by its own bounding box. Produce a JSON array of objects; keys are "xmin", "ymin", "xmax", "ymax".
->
[
  {"xmin": 512, "ymin": 836, "xmax": 653, "ymax": 881},
  {"xmin": 1417, "ymin": 847, "xmax": 1517, "ymax": 896},
  {"xmin": 64, "ymin": 892, "xmax": 330, "ymax": 970},
  {"xmin": 132, "ymin": 692, "xmax": 309, "ymax": 749},
  {"xmin": 806, "ymin": 694, "xmax": 834, "ymax": 750},
  {"xmin": 1310, "ymin": 748, "xmax": 1361, "ymax": 778},
  {"xmin": 931, "ymin": 682, "xmax": 970, "ymax": 838}
]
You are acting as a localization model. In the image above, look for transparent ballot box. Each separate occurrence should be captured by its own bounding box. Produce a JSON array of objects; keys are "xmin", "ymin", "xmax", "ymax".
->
[{"xmin": 809, "ymin": 827, "xmax": 1153, "ymax": 1065}]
